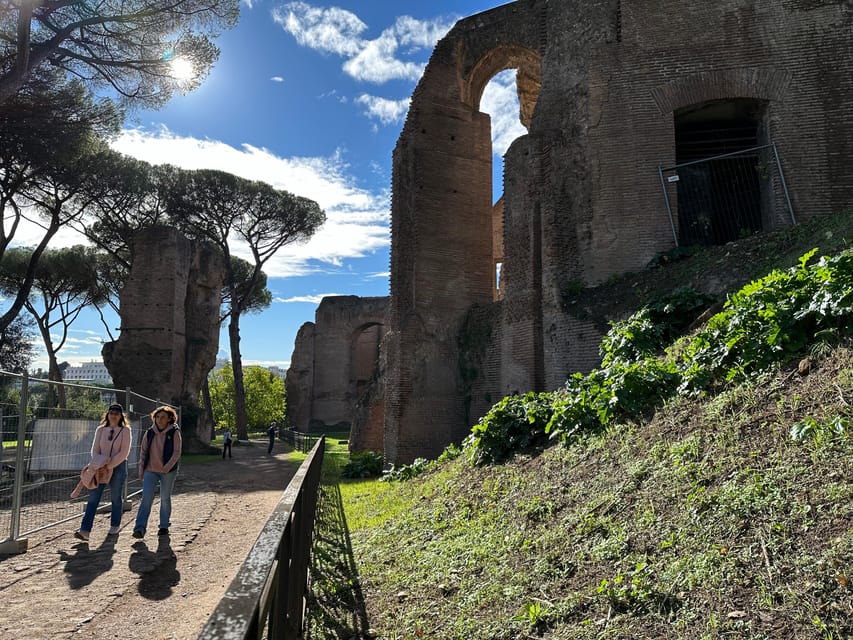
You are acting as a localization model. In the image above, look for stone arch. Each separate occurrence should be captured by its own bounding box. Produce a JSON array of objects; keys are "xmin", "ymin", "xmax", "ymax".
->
[
  {"xmin": 461, "ymin": 44, "xmax": 542, "ymax": 127},
  {"xmin": 652, "ymin": 68, "xmax": 796, "ymax": 245},
  {"xmin": 284, "ymin": 296, "xmax": 388, "ymax": 433},
  {"xmin": 650, "ymin": 68, "xmax": 792, "ymax": 115},
  {"xmin": 386, "ymin": 1, "xmax": 543, "ymax": 464}
]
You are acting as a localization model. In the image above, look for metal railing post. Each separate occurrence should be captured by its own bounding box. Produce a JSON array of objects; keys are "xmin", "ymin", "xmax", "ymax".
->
[
  {"xmin": 4, "ymin": 373, "xmax": 30, "ymax": 552},
  {"xmin": 772, "ymin": 143, "xmax": 796, "ymax": 225},
  {"xmin": 658, "ymin": 164, "xmax": 679, "ymax": 246}
]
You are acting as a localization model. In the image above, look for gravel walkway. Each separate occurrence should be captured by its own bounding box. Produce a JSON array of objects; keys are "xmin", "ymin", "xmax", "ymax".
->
[{"xmin": 0, "ymin": 439, "xmax": 299, "ymax": 639}]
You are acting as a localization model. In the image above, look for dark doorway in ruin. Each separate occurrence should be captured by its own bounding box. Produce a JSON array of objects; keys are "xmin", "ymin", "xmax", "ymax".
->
[
  {"xmin": 351, "ymin": 323, "xmax": 382, "ymax": 398},
  {"xmin": 674, "ymin": 99, "xmax": 766, "ymax": 246}
]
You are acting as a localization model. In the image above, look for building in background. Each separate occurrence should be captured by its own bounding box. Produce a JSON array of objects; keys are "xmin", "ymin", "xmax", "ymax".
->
[{"xmin": 62, "ymin": 360, "xmax": 113, "ymax": 385}]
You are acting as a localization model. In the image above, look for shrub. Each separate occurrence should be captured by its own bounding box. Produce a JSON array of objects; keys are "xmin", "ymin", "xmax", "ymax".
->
[
  {"xmin": 463, "ymin": 249, "xmax": 853, "ymax": 465},
  {"xmin": 341, "ymin": 451, "xmax": 384, "ymax": 478},
  {"xmin": 679, "ymin": 249, "xmax": 853, "ymax": 392},
  {"xmin": 464, "ymin": 392, "xmax": 553, "ymax": 465}
]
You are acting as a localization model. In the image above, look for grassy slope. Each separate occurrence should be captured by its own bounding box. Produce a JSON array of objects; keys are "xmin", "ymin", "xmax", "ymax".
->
[
  {"xmin": 306, "ymin": 218, "xmax": 853, "ymax": 640},
  {"xmin": 341, "ymin": 353, "xmax": 851, "ymax": 639}
]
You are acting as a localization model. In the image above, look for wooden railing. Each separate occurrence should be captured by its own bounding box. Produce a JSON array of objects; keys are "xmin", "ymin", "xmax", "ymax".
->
[{"xmin": 198, "ymin": 436, "xmax": 325, "ymax": 639}]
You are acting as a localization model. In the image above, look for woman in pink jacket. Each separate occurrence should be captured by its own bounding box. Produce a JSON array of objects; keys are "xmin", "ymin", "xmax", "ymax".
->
[{"xmin": 74, "ymin": 403, "xmax": 132, "ymax": 541}]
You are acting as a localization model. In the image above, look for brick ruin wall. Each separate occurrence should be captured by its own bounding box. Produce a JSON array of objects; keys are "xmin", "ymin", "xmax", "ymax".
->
[
  {"xmin": 285, "ymin": 296, "xmax": 388, "ymax": 452},
  {"xmin": 102, "ymin": 226, "xmax": 225, "ymax": 452},
  {"xmin": 382, "ymin": 0, "xmax": 853, "ymax": 464}
]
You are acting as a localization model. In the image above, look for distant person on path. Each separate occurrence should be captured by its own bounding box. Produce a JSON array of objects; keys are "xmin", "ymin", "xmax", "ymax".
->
[
  {"xmin": 134, "ymin": 405, "xmax": 182, "ymax": 539},
  {"xmin": 222, "ymin": 429, "xmax": 232, "ymax": 459},
  {"xmin": 74, "ymin": 403, "xmax": 132, "ymax": 541},
  {"xmin": 267, "ymin": 422, "xmax": 277, "ymax": 454}
]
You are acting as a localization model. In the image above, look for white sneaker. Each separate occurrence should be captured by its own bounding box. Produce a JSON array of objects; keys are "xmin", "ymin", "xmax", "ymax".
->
[
  {"xmin": 108, "ymin": 526, "xmax": 120, "ymax": 535},
  {"xmin": 74, "ymin": 530, "xmax": 90, "ymax": 541}
]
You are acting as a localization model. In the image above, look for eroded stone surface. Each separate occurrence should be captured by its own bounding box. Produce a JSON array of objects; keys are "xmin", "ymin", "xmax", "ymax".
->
[
  {"xmin": 285, "ymin": 296, "xmax": 388, "ymax": 453},
  {"xmin": 102, "ymin": 226, "xmax": 225, "ymax": 451}
]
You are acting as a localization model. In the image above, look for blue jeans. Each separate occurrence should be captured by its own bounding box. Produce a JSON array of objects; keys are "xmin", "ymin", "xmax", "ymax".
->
[
  {"xmin": 134, "ymin": 469, "xmax": 178, "ymax": 532},
  {"xmin": 80, "ymin": 461, "xmax": 127, "ymax": 532}
]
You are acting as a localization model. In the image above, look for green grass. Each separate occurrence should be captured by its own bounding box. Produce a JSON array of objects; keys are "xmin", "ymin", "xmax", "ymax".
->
[
  {"xmin": 306, "ymin": 356, "xmax": 852, "ymax": 640},
  {"xmin": 304, "ymin": 222, "xmax": 853, "ymax": 640}
]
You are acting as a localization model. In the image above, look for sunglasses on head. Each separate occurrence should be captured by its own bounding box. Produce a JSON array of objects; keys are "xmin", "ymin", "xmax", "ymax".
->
[{"xmin": 108, "ymin": 428, "xmax": 115, "ymax": 441}]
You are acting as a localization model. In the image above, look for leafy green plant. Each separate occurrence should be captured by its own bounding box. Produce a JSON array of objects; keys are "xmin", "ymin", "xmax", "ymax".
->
[
  {"xmin": 679, "ymin": 249, "xmax": 853, "ymax": 392},
  {"xmin": 513, "ymin": 600, "xmax": 548, "ymax": 628},
  {"xmin": 600, "ymin": 288, "xmax": 715, "ymax": 366},
  {"xmin": 381, "ymin": 457, "xmax": 430, "ymax": 482},
  {"xmin": 381, "ymin": 444, "xmax": 461, "ymax": 482},
  {"xmin": 340, "ymin": 451, "xmax": 384, "ymax": 478},
  {"xmin": 464, "ymin": 392, "xmax": 553, "ymax": 464},
  {"xmin": 463, "ymin": 249, "xmax": 853, "ymax": 467},
  {"xmin": 790, "ymin": 416, "xmax": 849, "ymax": 445},
  {"xmin": 596, "ymin": 561, "xmax": 680, "ymax": 615}
]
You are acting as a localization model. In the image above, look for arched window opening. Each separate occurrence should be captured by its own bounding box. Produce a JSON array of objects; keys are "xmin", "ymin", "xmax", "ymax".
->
[
  {"xmin": 673, "ymin": 99, "xmax": 767, "ymax": 246},
  {"xmin": 477, "ymin": 64, "xmax": 539, "ymax": 300}
]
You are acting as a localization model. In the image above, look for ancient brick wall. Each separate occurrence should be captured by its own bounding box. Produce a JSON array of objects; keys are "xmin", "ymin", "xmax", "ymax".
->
[
  {"xmin": 102, "ymin": 226, "xmax": 225, "ymax": 452},
  {"xmin": 385, "ymin": 1, "xmax": 543, "ymax": 464},
  {"xmin": 385, "ymin": 0, "xmax": 853, "ymax": 463},
  {"xmin": 284, "ymin": 296, "xmax": 388, "ymax": 445},
  {"xmin": 284, "ymin": 321, "xmax": 315, "ymax": 431}
]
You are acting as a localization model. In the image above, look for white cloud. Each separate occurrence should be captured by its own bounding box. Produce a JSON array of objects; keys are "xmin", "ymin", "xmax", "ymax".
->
[
  {"xmin": 273, "ymin": 3, "xmax": 455, "ymax": 84},
  {"xmin": 270, "ymin": 76, "xmax": 284, "ymax": 82},
  {"xmin": 480, "ymin": 69, "xmax": 528, "ymax": 157},
  {"xmin": 110, "ymin": 127, "xmax": 390, "ymax": 278},
  {"xmin": 272, "ymin": 2, "xmax": 367, "ymax": 56},
  {"xmin": 355, "ymin": 94, "xmax": 409, "ymax": 125},
  {"xmin": 342, "ymin": 33, "xmax": 425, "ymax": 83}
]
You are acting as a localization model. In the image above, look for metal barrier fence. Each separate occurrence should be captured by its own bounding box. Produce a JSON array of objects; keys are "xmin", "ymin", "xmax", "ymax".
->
[
  {"xmin": 199, "ymin": 436, "xmax": 325, "ymax": 640},
  {"xmin": 0, "ymin": 370, "xmax": 179, "ymax": 554},
  {"xmin": 658, "ymin": 143, "xmax": 795, "ymax": 247},
  {"xmin": 279, "ymin": 428, "xmax": 323, "ymax": 454}
]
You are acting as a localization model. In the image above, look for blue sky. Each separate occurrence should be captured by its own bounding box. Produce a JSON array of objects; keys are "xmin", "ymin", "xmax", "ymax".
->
[{"xmin": 21, "ymin": 0, "xmax": 525, "ymax": 370}]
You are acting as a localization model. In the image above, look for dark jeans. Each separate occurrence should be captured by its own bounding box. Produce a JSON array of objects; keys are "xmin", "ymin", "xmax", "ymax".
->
[
  {"xmin": 267, "ymin": 438, "xmax": 274, "ymax": 454},
  {"xmin": 222, "ymin": 440, "xmax": 232, "ymax": 458},
  {"xmin": 80, "ymin": 460, "xmax": 127, "ymax": 532}
]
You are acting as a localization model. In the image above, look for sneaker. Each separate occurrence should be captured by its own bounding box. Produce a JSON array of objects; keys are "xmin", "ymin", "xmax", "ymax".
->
[
  {"xmin": 132, "ymin": 528, "xmax": 144, "ymax": 539},
  {"xmin": 157, "ymin": 528, "xmax": 170, "ymax": 536},
  {"xmin": 108, "ymin": 526, "xmax": 120, "ymax": 535},
  {"xmin": 74, "ymin": 530, "xmax": 89, "ymax": 541}
]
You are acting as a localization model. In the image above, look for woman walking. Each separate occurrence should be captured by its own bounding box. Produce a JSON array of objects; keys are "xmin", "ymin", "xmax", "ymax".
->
[
  {"xmin": 133, "ymin": 405, "xmax": 182, "ymax": 538},
  {"xmin": 74, "ymin": 403, "xmax": 132, "ymax": 541}
]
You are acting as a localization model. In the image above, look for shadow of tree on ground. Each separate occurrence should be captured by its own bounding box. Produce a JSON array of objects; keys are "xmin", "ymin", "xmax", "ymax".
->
[{"xmin": 304, "ymin": 479, "xmax": 370, "ymax": 639}]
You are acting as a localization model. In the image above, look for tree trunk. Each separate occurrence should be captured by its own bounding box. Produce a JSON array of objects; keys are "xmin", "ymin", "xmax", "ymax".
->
[
  {"xmin": 202, "ymin": 376, "xmax": 214, "ymax": 437},
  {"xmin": 40, "ymin": 331, "xmax": 66, "ymax": 414},
  {"xmin": 228, "ymin": 313, "xmax": 248, "ymax": 440}
]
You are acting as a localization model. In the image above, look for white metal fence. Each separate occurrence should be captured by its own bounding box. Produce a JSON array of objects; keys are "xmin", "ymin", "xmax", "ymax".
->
[{"xmin": 0, "ymin": 371, "xmax": 179, "ymax": 554}]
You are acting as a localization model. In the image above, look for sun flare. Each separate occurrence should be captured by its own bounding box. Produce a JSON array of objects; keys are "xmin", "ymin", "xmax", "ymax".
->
[{"xmin": 169, "ymin": 57, "xmax": 195, "ymax": 82}]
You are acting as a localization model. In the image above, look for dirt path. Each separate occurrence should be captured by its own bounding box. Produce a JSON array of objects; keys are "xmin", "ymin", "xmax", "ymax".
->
[{"xmin": 0, "ymin": 439, "xmax": 299, "ymax": 640}]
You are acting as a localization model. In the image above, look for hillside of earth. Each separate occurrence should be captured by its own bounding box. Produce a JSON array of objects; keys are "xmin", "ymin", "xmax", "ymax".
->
[{"xmin": 306, "ymin": 215, "xmax": 853, "ymax": 640}]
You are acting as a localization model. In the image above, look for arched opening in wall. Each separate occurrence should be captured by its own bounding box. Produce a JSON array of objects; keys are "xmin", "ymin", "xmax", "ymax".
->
[
  {"xmin": 466, "ymin": 47, "xmax": 541, "ymax": 302},
  {"xmin": 673, "ymin": 99, "xmax": 767, "ymax": 246},
  {"xmin": 351, "ymin": 322, "xmax": 382, "ymax": 400}
]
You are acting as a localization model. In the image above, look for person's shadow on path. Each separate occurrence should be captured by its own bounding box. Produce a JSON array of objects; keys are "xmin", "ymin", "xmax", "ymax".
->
[
  {"xmin": 129, "ymin": 536, "xmax": 180, "ymax": 600},
  {"xmin": 59, "ymin": 535, "xmax": 117, "ymax": 590}
]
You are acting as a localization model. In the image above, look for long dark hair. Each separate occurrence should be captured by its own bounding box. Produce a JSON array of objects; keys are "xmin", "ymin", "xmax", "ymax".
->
[{"xmin": 99, "ymin": 406, "xmax": 128, "ymax": 429}]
